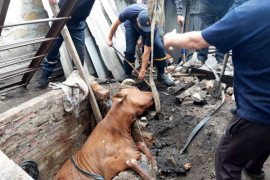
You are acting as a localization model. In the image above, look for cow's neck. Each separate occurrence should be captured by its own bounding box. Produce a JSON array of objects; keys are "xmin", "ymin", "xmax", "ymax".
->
[{"xmin": 105, "ymin": 101, "xmax": 136, "ymax": 133}]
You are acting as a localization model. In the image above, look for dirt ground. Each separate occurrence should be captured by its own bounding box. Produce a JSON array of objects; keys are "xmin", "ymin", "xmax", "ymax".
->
[
  {"xmin": 0, "ymin": 68, "xmax": 65, "ymax": 114},
  {"xmin": 129, "ymin": 81, "xmax": 270, "ymax": 180},
  {"xmin": 1, "ymin": 71, "xmax": 269, "ymax": 180}
]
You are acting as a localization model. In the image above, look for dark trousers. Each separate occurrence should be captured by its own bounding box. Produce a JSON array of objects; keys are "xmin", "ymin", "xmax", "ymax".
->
[
  {"xmin": 123, "ymin": 21, "xmax": 167, "ymax": 74},
  {"xmin": 230, "ymin": 0, "xmax": 249, "ymax": 11},
  {"xmin": 215, "ymin": 115, "xmax": 270, "ymax": 180},
  {"xmin": 197, "ymin": 0, "xmax": 233, "ymax": 63},
  {"xmin": 41, "ymin": 21, "xmax": 86, "ymax": 76}
]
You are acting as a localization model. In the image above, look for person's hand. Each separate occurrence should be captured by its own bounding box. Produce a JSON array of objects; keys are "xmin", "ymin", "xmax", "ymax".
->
[
  {"xmin": 49, "ymin": 0, "xmax": 57, "ymax": 5},
  {"xmin": 138, "ymin": 69, "xmax": 147, "ymax": 80},
  {"xmin": 177, "ymin": 15, "xmax": 185, "ymax": 26},
  {"xmin": 107, "ymin": 39, "xmax": 113, "ymax": 46},
  {"xmin": 164, "ymin": 29, "xmax": 177, "ymax": 51}
]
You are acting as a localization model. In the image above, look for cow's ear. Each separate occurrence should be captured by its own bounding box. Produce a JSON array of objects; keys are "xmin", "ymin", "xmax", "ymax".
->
[{"xmin": 111, "ymin": 92, "xmax": 127, "ymax": 103}]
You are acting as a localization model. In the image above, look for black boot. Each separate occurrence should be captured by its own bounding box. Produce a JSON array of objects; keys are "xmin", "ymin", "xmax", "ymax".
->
[
  {"xmin": 157, "ymin": 72, "xmax": 174, "ymax": 86},
  {"xmin": 230, "ymin": 107, "xmax": 238, "ymax": 115},
  {"xmin": 37, "ymin": 70, "xmax": 50, "ymax": 88}
]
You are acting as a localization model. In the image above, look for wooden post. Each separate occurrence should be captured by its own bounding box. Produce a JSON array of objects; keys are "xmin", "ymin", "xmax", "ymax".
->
[
  {"xmin": 180, "ymin": 25, "xmax": 186, "ymax": 64},
  {"xmin": 50, "ymin": 4, "xmax": 102, "ymax": 123}
]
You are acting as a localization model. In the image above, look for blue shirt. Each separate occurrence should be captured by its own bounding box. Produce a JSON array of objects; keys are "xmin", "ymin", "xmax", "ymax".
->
[
  {"xmin": 119, "ymin": 3, "xmax": 156, "ymax": 47},
  {"xmin": 59, "ymin": 0, "xmax": 95, "ymax": 22},
  {"xmin": 202, "ymin": 0, "xmax": 270, "ymax": 124}
]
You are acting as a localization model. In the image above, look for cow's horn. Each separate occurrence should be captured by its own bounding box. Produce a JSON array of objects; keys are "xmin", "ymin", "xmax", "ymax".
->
[{"xmin": 120, "ymin": 78, "xmax": 136, "ymax": 89}]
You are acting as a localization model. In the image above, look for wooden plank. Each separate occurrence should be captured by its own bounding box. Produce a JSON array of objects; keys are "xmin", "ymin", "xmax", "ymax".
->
[
  {"xmin": 86, "ymin": 0, "xmax": 124, "ymax": 80},
  {"xmin": 84, "ymin": 27, "xmax": 107, "ymax": 78},
  {"xmin": 41, "ymin": 0, "xmax": 73, "ymax": 78}
]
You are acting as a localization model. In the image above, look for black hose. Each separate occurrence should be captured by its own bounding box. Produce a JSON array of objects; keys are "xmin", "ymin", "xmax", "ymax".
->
[{"xmin": 19, "ymin": 160, "xmax": 39, "ymax": 180}]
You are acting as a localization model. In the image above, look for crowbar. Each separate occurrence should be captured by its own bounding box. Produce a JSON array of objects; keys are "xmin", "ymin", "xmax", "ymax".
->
[{"xmin": 111, "ymin": 45, "xmax": 151, "ymax": 87}]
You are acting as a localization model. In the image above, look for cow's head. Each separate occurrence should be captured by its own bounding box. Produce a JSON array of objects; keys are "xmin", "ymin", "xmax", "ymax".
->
[{"xmin": 111, "ymin": 86, "xmax": 153, "ymax": 116}]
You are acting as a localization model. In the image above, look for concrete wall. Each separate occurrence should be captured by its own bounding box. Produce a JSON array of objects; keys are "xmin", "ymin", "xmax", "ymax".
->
[
  {"xmin": 0, "ymin": 0, "xmax": 49, "ymax": 74},
  {"xmin": 0, "ymin": 90, "xmax": 93, "ymax": 179},
  {"xmin": 0, "ymin": 150, "xmax": 33, "ymax": 180}
]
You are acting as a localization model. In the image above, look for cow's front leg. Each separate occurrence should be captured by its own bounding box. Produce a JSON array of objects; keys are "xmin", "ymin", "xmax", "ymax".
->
[
  {"xmin": 126, "ymin": 159, "xmax": 155, "ymax": 180},
  {"xmin": 136, "ymin": 142, "xmax": 157, "ymax": 167}
]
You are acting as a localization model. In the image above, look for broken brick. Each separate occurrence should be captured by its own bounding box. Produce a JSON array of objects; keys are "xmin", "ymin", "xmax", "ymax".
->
[{"xmin": 91, "ymin": 82, "xmax": 110, "ymax": 101}]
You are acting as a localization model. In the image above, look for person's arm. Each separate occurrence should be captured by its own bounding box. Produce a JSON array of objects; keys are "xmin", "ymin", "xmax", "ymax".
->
[
  {"xmin": 107, "ymin": 18, "xmax": 122, "ymax": 46},
  {"xmin": 164, "ymin": 29, "xmax": 210, "ymax": 51},
  {"xmin": 138, "ymin": 45, "xmax": 151, "ymax": 80},
  {"xmin": 49, "ymin": 0, "xmax": 57, "ymax": 5},
  {"xmin": 171, "ymin": 0, "xmax": 185, "ymax": 26}
]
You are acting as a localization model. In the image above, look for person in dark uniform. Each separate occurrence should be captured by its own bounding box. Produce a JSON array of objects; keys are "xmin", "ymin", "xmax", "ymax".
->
[
  {"xmin": 164, "ymin": 0, "xmax": 270, "ymax": 179},
  {"xmin": 138, "ymin": 0, "xmax": 185, "ymax": 26},
  {"xmin": 194, "ymin": 0, "xmax": 233, "ymax": 70},
  {"xmin": 107, "ymin": 3, "xmax": 174, "ymax": 86},
  {"xmin": 39, "ymin": 0, "xmax": 95, "ymax": 87}
]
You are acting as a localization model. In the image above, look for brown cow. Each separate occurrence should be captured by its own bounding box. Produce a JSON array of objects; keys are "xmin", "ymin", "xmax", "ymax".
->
[{"xmin": 55, "ymin": 86, "xmax": 157, "ymax": 180}]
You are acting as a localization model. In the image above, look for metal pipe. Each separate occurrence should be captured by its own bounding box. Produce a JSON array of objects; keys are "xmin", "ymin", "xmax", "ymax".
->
[
  {"xmin": 0, "ymin": 53, "xmax": 35, "ymax": 64},
  {"xmin": 0, "ymin": 55, "xmax": 46, "ymax": 68},
  {"xmin": 0, "ymin": 37, "xmax": 57, "ymax": 52},
  {"xmin": 0, "ymin": 17, "xmax": 71, "ymax": 29},
  {"xmin": 22, "ymin": 0, "xmax": 81, "ymax": 85},
  {"xmin": 0, "ymin": 80, "xmax": 21, "ymax": 91},
  {"xmin": 0, "ymin": 82, "xmax": 27, "ymax": 94},
  {"xmin": 0, "ymin": 68, "xmax": 36, "ymax": 81}
]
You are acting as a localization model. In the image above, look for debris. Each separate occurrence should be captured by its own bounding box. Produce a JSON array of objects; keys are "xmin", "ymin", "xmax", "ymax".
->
[
  {"xmin": 184, "ymin": 163, "xmax": 191, "ymax": 170},
  {"xmin": 141, "ymin": 117, "xmax": 147, "ymax": 121},
  {"xmin": 91, "ymin": 82, "xmax": 110, "ymax": 101},
  {"xmin": 181, "ymin": 99, "xmax": 194, "ymax": 106},
  {"xmin": 166, "ymin": 53, "xmax": 174, "ymax": 65},
  {"xmin": 174, "ymin": 66, "xmax": 184, "ymax": 72},
  {"xmin": 172, "ymin": 72, "xmax": 207, "ymax": 77},
  {"xmin": 199, "ymin": 80, "xmax": 207, "ymax": 90},
  {"xmin": 156, "ymin": 147, "xmax": 187, "ymax": 174},
  {"xmin": 0, "ymin": 94, "xmax": 5, "ymax": 100},
  {"xmin": 147, "ymin": 110, "xmax": 157, "ymax": 117},
  {"xmin": 166, "ymin": 65, "xmax": 176, "ymax": 72},
  {"xmin": 176, "ymin": 91, "xmax": 191, "ymax": 102},
  {"xmin": 174, "ymin": 82, "xmax": 194, "ymax": 94},
  {"xmin": 180, "ymin": 76, "xmax": 194, "ymax": 83},
  {"xmin": 231, "ymin": 94, "xmax": 235, "ymax": 101},
  {"xmin": 162, "ymin": 92, "xmax": 170, "ymax": 96},
  {"xmin": 193, "ymin": 93, "xmax": 202, "ymax": 101},
  {"xmin": 205, "ymin": 80, "xmax": 215, "ymax": 92},
  {"xmin": 226, "ymin": 87, "xmax": 234, "ymax": 95}
]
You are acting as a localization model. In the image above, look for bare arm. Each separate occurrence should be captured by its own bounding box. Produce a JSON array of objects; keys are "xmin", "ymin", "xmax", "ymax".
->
[
  {"xmin": 138, "ymin": 45, "xmax": 151, "ymax": 80},
  {"xmin": 49, "ymin": 0, "xmax": 57, "ymax": 5},
  {"xmin": 164, "ymin": 29, "xmax": 210, "ymax": 50},
  {"xmin": 107, "ymin": 18, "xmax": 122, "ymax": 46}
]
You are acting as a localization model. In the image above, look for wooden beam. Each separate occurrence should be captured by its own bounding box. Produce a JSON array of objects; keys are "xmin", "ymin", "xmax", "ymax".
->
[{"xmin": 50, "ymin": 4, "xmax": 103, "ymax": 123}]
